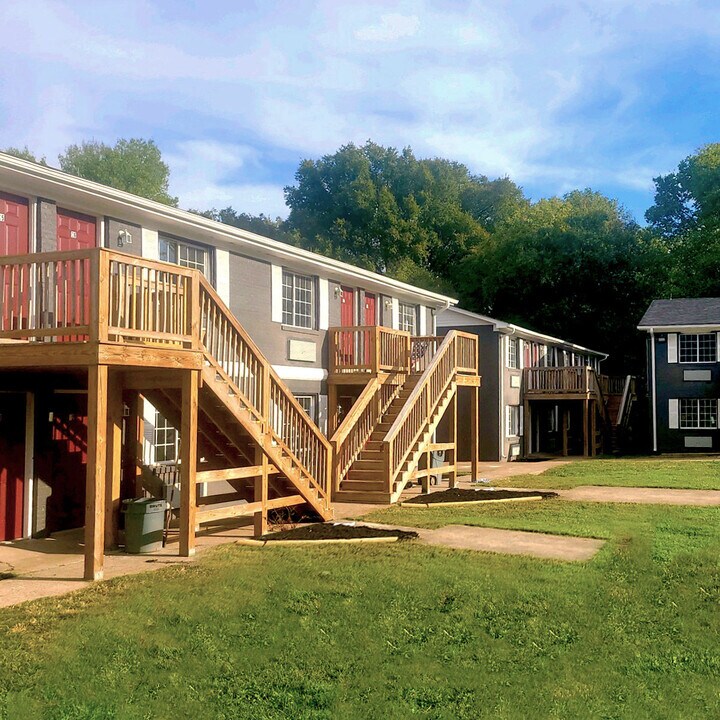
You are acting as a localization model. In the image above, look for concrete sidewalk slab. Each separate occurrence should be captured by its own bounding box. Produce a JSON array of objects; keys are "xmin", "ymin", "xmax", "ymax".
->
[
  {"xmin": 422, "ymin": 525, "xmax": 604, "ymax": 561},
  {"xmin": 557, "ymin": 485, "xmax": 720, "ymax": 506}
]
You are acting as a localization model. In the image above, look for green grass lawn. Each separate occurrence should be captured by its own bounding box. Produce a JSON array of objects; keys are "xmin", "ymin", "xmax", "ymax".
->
[
  {"xmin": 2, "ymin": 499, "xmax": 720, "ymax": 718},
  {"xmin": 494, "ymin": 457, "xmax": 720, "ymax": 490}
]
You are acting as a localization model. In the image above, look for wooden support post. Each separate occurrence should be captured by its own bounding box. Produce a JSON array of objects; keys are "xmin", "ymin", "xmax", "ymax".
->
[
  {"xmin": 328, "ymin": 383, "xmax": 338, "ymax": 436},
  {"xmin": 470, "ymin": 385, "xmax": 479, "ymax": 479},
  {"xmin": 562, "ymin": 406, "xmax": 569, "ymax": 457},
  {"xmin": 523, "ymin": 399, "xmax": 531, "ymax": 457},
  {"xmin": 253, "ymin": 447, "xmax": 269, "ymax": 537},
  {"xmin": 583, "ymin": 398, "xmax": 589, "ymax": 458},
  {"xmin": 422, "ymin": 445, "xmax": 431, "ymax": 494},
  {"xmin": 104, "ymin": 371, "xmax": 123, "ymax": 549},
  {"xmin": 179, "ymin": 369, "xmax": 199, "ymax": 557},
  {"xmin": 590, "ymin": 400, "xmax": 597, "ymax": 457},
  {"xmin": 85, "ymin": 364, "xmax": 109, "ymax": 581},
  {"xmin": 448, "ymin": 391, "xmax": 458, "ymax": 489}
]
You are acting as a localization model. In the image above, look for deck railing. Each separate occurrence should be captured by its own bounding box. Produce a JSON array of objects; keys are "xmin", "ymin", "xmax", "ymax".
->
[
  {"xmin": 329, "ymin": 325, "xmax": 411, "ymax": 375},
  {"xmin": 383, "ymin": 330, "xmax": 478, "ymax": 491},
  {"xmin": 0, "ymin": 248, "xmax": 196, "ymax": 347},
  {"xmin": 523, "ymin": 366, "xmax": 592, "ymax": 394},
  {"xmin": 199, "ymin": 279, "xmax": 332, "ymax": 505}
]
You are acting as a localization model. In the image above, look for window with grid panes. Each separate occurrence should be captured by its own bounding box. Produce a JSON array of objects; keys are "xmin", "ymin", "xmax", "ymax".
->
[
  {"xmin": 399, "ymin": 303, "xmax": 417, "ymax": 333},
  {"xmin": 507, "ymin": 337, "xmax": 519, "ymax": 369},
  {"xmin": 679, "ymin": 398, "xmax": 718, "ymax": 429},
  {"xmin": 282, "ymin": 271, "xmax": 314, "ymax": 328},
  {"xmin": 159, "ymin": 236, "xmax": 209, "ymax": 276},
  {"xmin": 154, "ymin": 411, "xmax": 179, "ymax": 463},
  {"xmin": 506, "ymin": 405, "xmax": 521, "ymax": 436},
  {"xmin": 295, "ymin": 395, "xmax": 317, "ymax": 422},
  {"xmin": 679, "ymin": 333, "xmax": 717, "ymax": 363}
]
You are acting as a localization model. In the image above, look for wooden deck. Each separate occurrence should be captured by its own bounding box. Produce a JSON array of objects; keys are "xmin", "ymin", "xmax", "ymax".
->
[{"xmin": 0, "ymin": 248, "xmax": 332, "ymax": 581}]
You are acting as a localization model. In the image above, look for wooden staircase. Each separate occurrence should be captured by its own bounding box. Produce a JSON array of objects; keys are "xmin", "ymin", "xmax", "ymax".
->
[{"xmin": 332, "ymin": 331, "xmax": 480, "ymax": 504}]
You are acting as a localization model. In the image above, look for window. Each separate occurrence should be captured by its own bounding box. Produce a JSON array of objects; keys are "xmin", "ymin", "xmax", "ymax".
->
[
  {"xmin": 679, "ymin": 399, "xmax": 718, "ymax": 429},
  {"xmin": 282, "ymin": 271, "xmax": 315, "ymax": 328},
  {"xmin": 399, "ymin": 303, "xmax": 417, "ymax": 333},
  {"xmin": 295, "ymin": 394, "xmax": 317, "ymax": 423},
  {"xmin": 506, "ymin": 405, "xmax": 521, "ymax": 437},
  {"xmin": 679, "ymin": 333, "xmax": 717, "ymax": 363},
  {"xmin": 159, "ymin": 236, "xmax": 209, "ymax": 276},
  {"xmin": 154, "ymin": 411, "xmax": 179, "ymax": 463},
  {"xmin": 507, "ymin": 337, "xmax": 519, "ymax": 369}
]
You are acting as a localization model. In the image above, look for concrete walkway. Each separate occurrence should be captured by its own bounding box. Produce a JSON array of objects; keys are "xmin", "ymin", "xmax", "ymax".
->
[
  {"xmin": 555, "ymin": 485, "xmax": 720, "ymax": 506},
  {"xmin": 0, "ymin": 522, "xmax": 257, "ymax": 610},
  {"xmin": 362, "ymin": 521, "xmax": 604, "ymax": 562}
]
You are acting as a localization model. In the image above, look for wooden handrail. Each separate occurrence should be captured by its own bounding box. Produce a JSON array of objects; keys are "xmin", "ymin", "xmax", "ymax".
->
[
  {"xmin": 198, "ymin": 276, "xmax": 332, "ymax": 504},
  {"xmin": 383, "ymin": 330, "xmax": 476, "ymax": 489},
  {"xmin": 330, "ymin": 377, "xmax": 403, "ymax": 493}
]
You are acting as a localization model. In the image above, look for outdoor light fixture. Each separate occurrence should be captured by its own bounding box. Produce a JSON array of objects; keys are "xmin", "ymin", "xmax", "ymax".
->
[
  {"xmin": 334, "ymin": 286, "xmax": 342, "ymax": 298},
  {"xmin": 118, "ymin": 229, "xmax": 133, "ymax": 246},
  {"xmin": 384, "ymin": 299, "xmax": 393, "ymax": 310}
]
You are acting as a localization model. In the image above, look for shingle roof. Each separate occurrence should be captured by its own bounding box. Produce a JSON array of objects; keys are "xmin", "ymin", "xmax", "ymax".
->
[{"xmin": 638, "ymin": 298, "xmax": 720, "ymax": 328}]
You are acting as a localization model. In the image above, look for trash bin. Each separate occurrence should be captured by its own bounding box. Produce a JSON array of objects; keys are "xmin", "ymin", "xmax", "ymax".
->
[
  {"xmin": 122, "ymin": 498, "xmax": 168, "ymax": 554},
  {"xmin": 430, "ymin": 450, "xmax": 446, "ymax": 485}
]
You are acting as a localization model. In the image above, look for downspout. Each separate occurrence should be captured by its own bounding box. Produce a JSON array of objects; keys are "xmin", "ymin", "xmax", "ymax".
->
[{"xmin": 650, "ymin": 328, "xmax": 658, "ymax": 453}]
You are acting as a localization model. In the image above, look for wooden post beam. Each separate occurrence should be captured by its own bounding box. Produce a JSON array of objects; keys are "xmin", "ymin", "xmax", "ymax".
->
[
  {"xmin": 254, "ymin": 447, "xmax": 269, "ymax": 537},
  {"xmin": 85, "ymin": 364, "xmax": 109, "ymax": 581},
  {"xmin": 470, "ymin": 385, "xmax": 479, "ymax": 478},
  {"xmin": 104, "ymin": 370, "xmax": 123, "ymax": 549},
  {"xmin": 179, "ymin": 369, "xmax": 199, "ymax": 557}
]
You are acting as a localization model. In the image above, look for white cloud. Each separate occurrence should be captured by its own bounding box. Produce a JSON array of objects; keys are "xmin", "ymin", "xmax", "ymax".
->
[
  {"xmin": 355, "ymin": 13, "xmax": 420, "ymax": 42},
  {"xmin": 2, "ymin": 0, "xmax": 719, "ymax": 216}
]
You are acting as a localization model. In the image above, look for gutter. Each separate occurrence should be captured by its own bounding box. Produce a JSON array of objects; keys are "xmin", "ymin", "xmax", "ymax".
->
[{"xmin": 650, "ymin": 328, "xmax": 658, "ymax": 453}]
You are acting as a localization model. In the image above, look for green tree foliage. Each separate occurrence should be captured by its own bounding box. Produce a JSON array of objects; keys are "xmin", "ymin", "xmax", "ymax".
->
[
  {"xmin": 195, "ymin": 207, "xmax": 301, "ymax": 246},
  {"xmin": 59, "ymin": 139, "xmax": 178, "ymax": 206},
  {"xmin": 284, "ymin": 141, "xmax": 526, "ymax": 283},
  {"xmin": 646, "ymin": 143, "xmax": 720, "ymax": 239},
  {"xmin": 2, "ymin": 146, "xmax": 48, "ymax": 165},
  {"xmin": 457, "ymin": 190, "xmax": 667, "ymax": 369}
]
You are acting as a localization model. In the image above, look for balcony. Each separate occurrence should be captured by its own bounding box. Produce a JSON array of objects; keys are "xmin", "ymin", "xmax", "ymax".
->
[{"xmin": 522, "ymin": 366, "xmax": 625, "ymax": 400}]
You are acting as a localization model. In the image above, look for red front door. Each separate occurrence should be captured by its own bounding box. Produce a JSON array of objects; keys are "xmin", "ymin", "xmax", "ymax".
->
[
  {"xmin": 0, "ymin": 393, "xmax": 26, "ymax": 541},
  {"xmin": 340, "ymin": 287, "xmax": 355, "ymax": 327},
  {"xmin": 57, "ymin": 210, "xmax": 96, "ymax": 337},
  {"xmin": 364, "ymin": 293, "xmax": 376, "ymax": 325},
  {"xmin": 0, "ymin": 192, "xmax": 30, "ymax": 333}
]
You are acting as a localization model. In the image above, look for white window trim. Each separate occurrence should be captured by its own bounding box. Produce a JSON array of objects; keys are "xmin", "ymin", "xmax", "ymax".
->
[
  {"xmin": 281, "ymin": 269, "xmax": 316, "ymax": 330},
  {"xmin": 271, "ymin": 264, "xmax": 283, "ymax": 322},
  {"xmin": 677, "ymin": 398, "xmax": 719, "ymax": 430},
  {"xmin": 678, "ymin": 332, "xmax": 718, "ymax": 364}
]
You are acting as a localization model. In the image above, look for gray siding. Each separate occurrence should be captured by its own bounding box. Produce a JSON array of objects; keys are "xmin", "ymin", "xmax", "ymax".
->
[
  {"xmin": 105, "ymin": 217, "xmax": 142, "ymax": 256},
  {"xmin": 37, "ymin": 199, "xmax": 57, "ymax": 251}
]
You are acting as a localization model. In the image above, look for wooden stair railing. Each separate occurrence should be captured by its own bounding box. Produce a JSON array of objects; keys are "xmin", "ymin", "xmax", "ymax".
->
[
  {"xmin": 383, "ymin": 330, "xmax": 478, "ymax": 496},
  {"xmin": 330, "ymin": 377, "xmax": 404, "ymax": 495},
  {"xmin": 198, "ymin": 278, "xmax": 333, "ymax": 519}
]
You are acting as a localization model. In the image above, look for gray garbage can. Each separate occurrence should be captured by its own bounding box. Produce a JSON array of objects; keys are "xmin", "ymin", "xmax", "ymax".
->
[
  {"xmin": 122, "ymin": 498, "xmax": 167, "ymax": 554},
  {"xmin": 430, "ymin": 450, "xmax": 446, "ymax": 485}
]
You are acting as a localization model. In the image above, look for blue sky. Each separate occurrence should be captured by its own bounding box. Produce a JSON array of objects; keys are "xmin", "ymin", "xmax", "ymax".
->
[{"xmin": 2, "ymin": 0, "xmax": 719, "ymax": 223}]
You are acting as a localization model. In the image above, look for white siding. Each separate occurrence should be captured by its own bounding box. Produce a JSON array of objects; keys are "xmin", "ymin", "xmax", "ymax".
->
[
  {"xmin": 318, "ymin": 278, "xmax": 329, "ymax": 330},
  {"xmin": 215, "ymin": 249, "xmax": 230, "ymax": 305},
  {"xmin": 391, "ymin": 298, "xmax": 400, "ymax": 329},
  {"xmin": 419, "ymin": 305, "xmax": 427, "ymax": 335},
  {"xmin": 271, "ymin": 264, "xmax": 283, "ymax": 323}
]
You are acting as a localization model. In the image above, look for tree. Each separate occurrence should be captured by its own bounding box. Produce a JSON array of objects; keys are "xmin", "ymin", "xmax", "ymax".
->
[
  {"xmin": 59, "ymin": 139, "xmax": 177, "ymax": 206},
  {"xmin": 194, "ymin": 207, "xmax": 301, "ymax": 246},
  {"xmin": 1, "ymin": 146, "xmax": 47, "ymax": 165},
  {"xmin": 283, "ymin": 141, "xmax": 526, "ymax": 281},
  {"xmin": 646, "ymin": 143, "xmax": 720, "ymax": 239},
  {"xmin": 456, "ymin": 190, "xmax": 667, "ymax": 371}
]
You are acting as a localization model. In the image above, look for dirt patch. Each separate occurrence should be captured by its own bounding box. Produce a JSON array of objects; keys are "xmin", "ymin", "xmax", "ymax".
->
[
  {"xmin": 404, "ymin": 488, "xmax": 558, "ymax": 505},
  {"xmin": 262, "ymin": 523, "xmax": 418, "ymax": 542}
]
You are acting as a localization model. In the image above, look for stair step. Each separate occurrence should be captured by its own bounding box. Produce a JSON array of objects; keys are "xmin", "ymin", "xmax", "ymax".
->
[
  {"xmin": 348, "ymin": 469, "xmax": 384, "ymax": 481},
  {"xmin": 353, "ymin": 459, "xmax": 384, "ymax": 470},
  {"xmin": 340, "ymin": 480, "xmax": 387, "ymax": 492},
  {"xmin": 334, "ymin": 490, "xmax": 393, "ymax": 504}
]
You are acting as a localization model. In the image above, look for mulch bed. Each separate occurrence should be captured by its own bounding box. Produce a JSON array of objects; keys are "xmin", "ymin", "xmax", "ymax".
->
[
  {"xmin": 262, "ymin": 523, "xmax": 418, "ymax": 542},
  {"xmin": 404, "ymin": 488, "xmax": 558, "ymax": 505}
]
